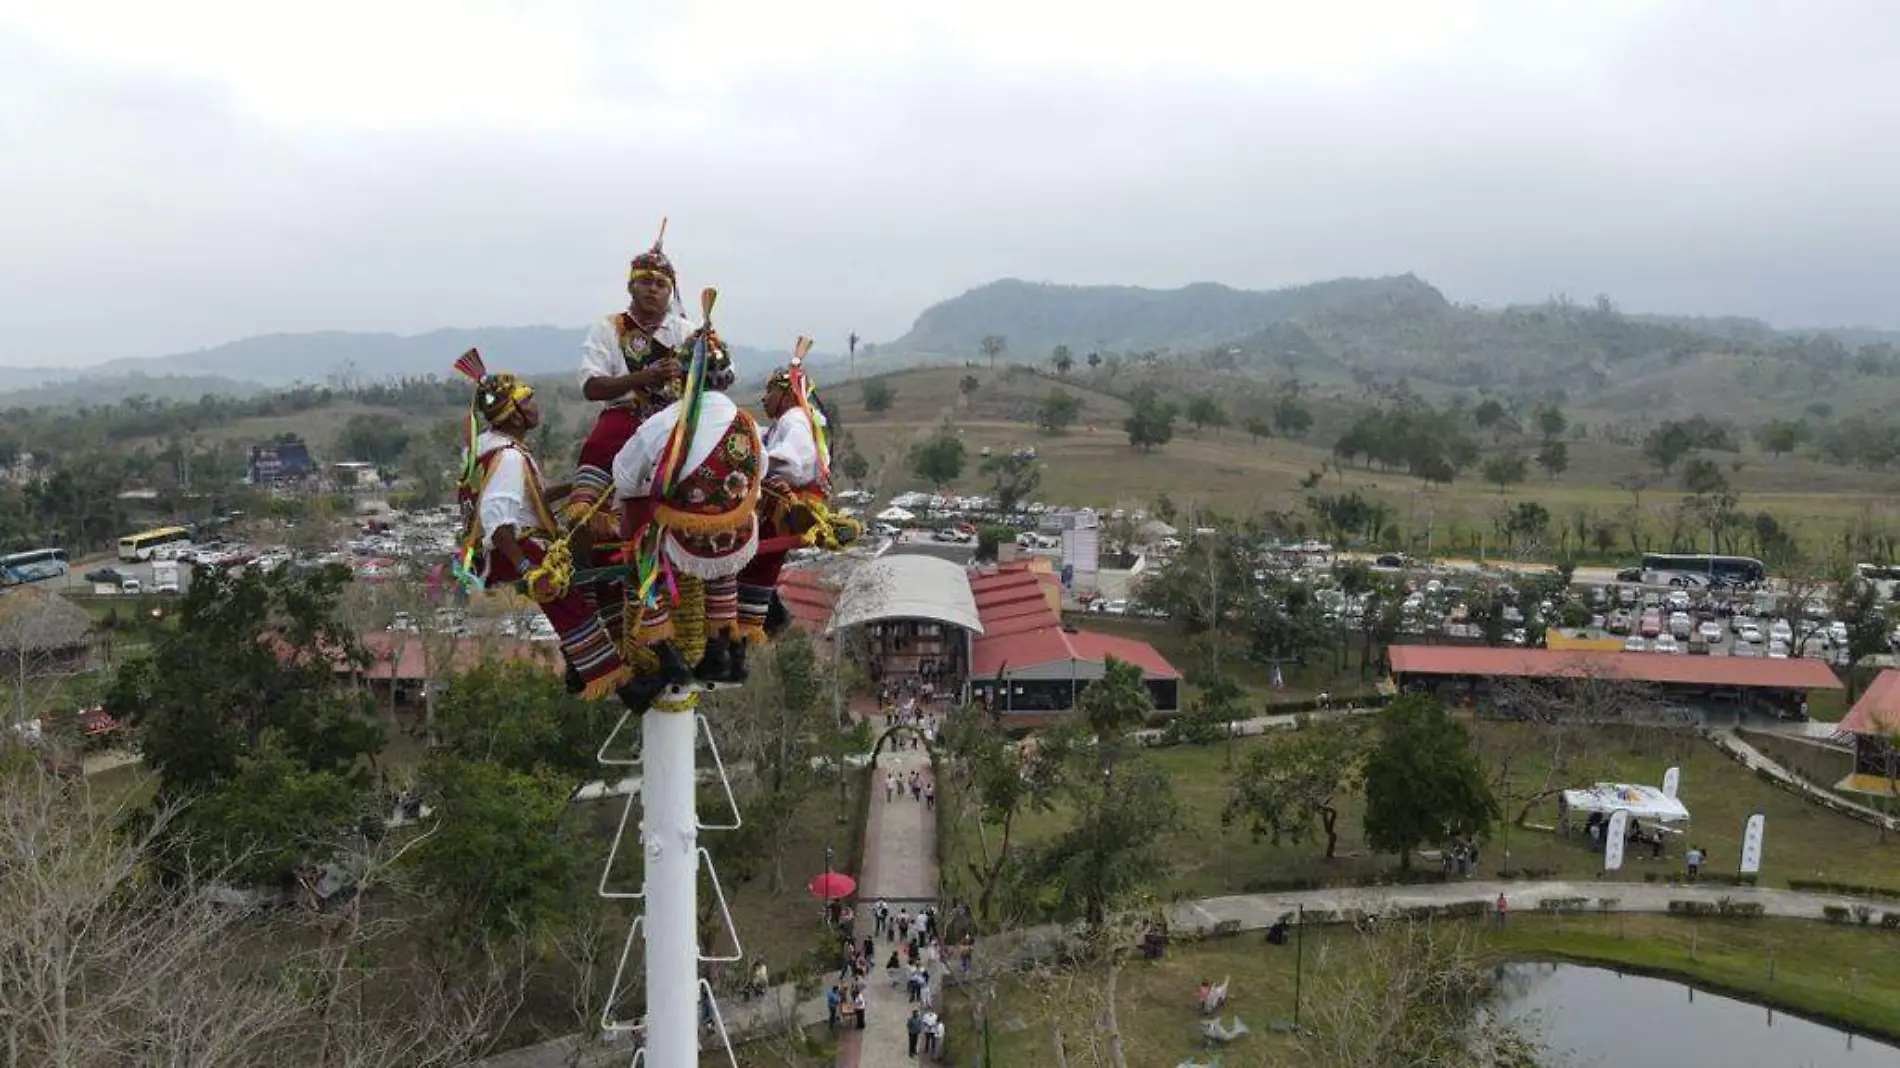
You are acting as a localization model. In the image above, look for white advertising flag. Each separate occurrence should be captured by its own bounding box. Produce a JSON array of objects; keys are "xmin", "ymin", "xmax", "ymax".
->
[
  {"xmin": 1603, "ymin": 809, "xmax": 1630, "ymax": 872},
  {"xmin": 1662, "ymin": 766, "xmax": 1681, "ymax": 800},
  {"xmin": 1740, "ymin": 812, "xmax": 1766, "ymax": 875}
]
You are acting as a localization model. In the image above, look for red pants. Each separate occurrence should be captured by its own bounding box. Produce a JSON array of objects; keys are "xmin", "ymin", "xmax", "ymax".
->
[{"xmin": 488, "ymin": 538, "xmax": 630, "ymax": 699}]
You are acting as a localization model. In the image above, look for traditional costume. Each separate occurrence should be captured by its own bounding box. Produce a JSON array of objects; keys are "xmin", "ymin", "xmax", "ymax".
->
[
  {"xmin": 737, "ymin": 353, "xmax": 847, "ymax": 644},
  {"xmin": 450, "ymin": 350, "xmax": 635, "ymax": 702},
  {"xmin": 611, "ymin": 389, "xmax": 764, "ymax": 687}
]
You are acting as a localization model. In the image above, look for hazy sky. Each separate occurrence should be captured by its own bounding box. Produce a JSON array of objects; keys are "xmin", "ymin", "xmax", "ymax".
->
[{"xmin": 4, "ymin": 0, "xmax": 1898, "ymax": 367}]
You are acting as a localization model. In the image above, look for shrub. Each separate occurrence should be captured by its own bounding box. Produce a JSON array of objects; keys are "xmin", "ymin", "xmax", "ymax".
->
[
  {"xmin": 1855, "ymin": 905, "xmax": 1875, "ymax": 926},
  {"xmin": 1716, "ymin": 899, "xmax": 1765, "ymax": 918},
  {"xmin": 1881, "ymin": 912, "xmax": 1900, "ymax": 930},
  {"xmin": 1537, "ymin": 897, "xmax": 1589, "ymax": 913},
  {"xmin": 1668, "ymin": 900, "xmax": 1717, "ymax": 916},
  {"xmin": 1824, "ymin": 905, "xmax": 1851, "ymax": 924},
  {"xmin": 1597, "ymin": 898, "xmax": 1621, "ymax": 912}
]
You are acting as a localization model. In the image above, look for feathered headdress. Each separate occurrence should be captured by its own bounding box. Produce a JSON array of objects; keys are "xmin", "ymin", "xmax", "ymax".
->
[
  {"xmin": 628, "ymin": 217, "xmax": 676, "ymax": 285},
  {"xmin": 770, "ymin": 338, "xmax": 832, "ymax": 484}
]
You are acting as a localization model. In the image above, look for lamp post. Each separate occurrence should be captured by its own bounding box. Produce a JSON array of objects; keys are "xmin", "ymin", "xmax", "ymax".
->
[
  {"xmin": 825, "ymin": 844, "xmax": 835, "ymax": 918},
  {"xmin": 1293, "ymin": 903, "xmax": 1305, "ymax": 1028}
]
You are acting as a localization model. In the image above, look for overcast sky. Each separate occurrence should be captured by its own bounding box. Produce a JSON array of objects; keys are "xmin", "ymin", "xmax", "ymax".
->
[{"xmin": 3, "ymin": 0, "xmax": 1898, "ymax": 367}]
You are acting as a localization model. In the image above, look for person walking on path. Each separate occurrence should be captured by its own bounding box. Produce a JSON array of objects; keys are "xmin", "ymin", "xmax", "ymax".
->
[
  {"xmin": 907, "ymin": 1009, "xmax": 923, "ymax": 1058},
  {"xmin": 1495, "ymin": 892, "xmax": 1509, "ymax": 927}
]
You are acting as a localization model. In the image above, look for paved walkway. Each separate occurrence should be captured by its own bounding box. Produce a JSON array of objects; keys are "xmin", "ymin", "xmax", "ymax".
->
[
  {"xmin": 838, "ymin": 721, "xmax": 944, "ymax": 1067},
  {"xmin": 973, "ymin": 879, "xmax": 1896, "ymax": 978}
]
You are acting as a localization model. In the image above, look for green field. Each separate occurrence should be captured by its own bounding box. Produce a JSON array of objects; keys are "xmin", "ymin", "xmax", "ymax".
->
[
  {"xmin": 949, "ymin": 914, "xmax": 1900, "ymax": 1067},
  {"xmin": 832, "ymin": 366, "xmax": 1900, "ymax": 561},
  {"xmin": 940, "ymin": 720, "xmax": 1899, "ymax": 908}
]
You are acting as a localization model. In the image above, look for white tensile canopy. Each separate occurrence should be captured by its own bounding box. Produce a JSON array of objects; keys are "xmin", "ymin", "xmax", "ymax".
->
[
  {"xmin": 875, "ymin": 506, "xmax": 914, "ymax": 522},
  {"xmin": 1560, "ymin": 782, "xmax": 1691, "ymax": 823}
]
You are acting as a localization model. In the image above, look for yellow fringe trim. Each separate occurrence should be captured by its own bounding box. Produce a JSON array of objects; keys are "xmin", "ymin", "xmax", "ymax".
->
[
  {"xmin": 735, "ymin": 621, "xmax": 767, "ymax": 646},
  {"xmin": 579, "ymin": 663, "xmax": 635, "ymax": 702}
]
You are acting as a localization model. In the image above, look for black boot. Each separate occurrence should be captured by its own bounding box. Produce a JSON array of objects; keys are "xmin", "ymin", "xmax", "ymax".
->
[
  {"xmin": 616, "ymin": 676, "xmax": 665, "ymax": 718},
  {"xmin": 764, "ymin": 593, "xmax": 791, "ymax": 638},
  {"xmin": 564, "ymin": 662, "xmax": 585, "ymax": 695},
  {"xmin": 653, "ymin": 641, "xmax": 694, "ymax": 687},
  {"xmin": 724, "ymin": 637, "xmax": 749, "ymax": 685},
  {"xmin": 694, "ymin": 633, "xmax": 731, "ymax": 686}
]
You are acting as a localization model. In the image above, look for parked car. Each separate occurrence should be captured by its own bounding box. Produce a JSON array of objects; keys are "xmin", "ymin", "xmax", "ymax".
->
[{"xmin": 83, "ymin": 567, "xmax": 124, "ymax": 584}]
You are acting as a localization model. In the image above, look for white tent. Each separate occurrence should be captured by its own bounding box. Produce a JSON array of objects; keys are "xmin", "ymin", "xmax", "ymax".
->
[
  {"xmin": 875, "ymin": 506, "xmax": 915, "ymax": 522},
  {"xmin": 1559, "ymin": 782, "xmax": 1690, "ymax": 823}
]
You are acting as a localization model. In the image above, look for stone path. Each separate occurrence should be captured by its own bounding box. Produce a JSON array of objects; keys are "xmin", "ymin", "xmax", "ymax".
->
[{"xmin": 837, "ymin": 721, "xmax": 944, "ymax": 1067}]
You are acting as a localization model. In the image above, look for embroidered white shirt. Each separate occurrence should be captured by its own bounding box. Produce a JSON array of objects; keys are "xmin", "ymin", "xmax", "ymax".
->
[
  {"xmin": 577, "ymin": 310, "xmax": 695, "ymax": 404},
  {"xmin": 475, "ymin": 431, "xmax": 543, "ymax": 549},
  {"xmin": 764, "ymin": 405, "xmax": 827, "ymax": 487},
  {"xmin": 611, "ymin": 392, "xmax": 741, "ymax": 501}
]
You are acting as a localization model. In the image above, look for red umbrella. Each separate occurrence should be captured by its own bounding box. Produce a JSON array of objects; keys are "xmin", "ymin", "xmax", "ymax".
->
[{"xmin": 808, "ymin": 871, "xmax": 857, "ymax": 900}]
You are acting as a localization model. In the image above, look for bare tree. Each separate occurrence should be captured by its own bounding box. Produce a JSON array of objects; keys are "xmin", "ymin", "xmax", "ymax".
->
[
  {"xmin": 0, "ymin": 754, "xmax": 525, "ymax": 1068},
  {"xmin": 1296, "ymin": 921, "xmax": 1551, "ymax": 1068},
  {"xmin": 1485, "ymin": 671, "xmax": 1687, "ymax": 830}
]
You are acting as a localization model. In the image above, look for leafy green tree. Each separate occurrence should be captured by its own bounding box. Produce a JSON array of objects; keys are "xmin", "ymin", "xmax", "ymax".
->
[
  {"xmin": 412, "ymin": 755, "xmax": 585, "ymax": 938},
  {"xmin": 1052, "ymin": 345, "xmax": 1073, "ymax": 375},
  {"xmin": 1480, "ymin": 452, "xmax": 1528, "ymax": 493},
  {"xmin": 980, "ymin": 451, "xmax": 1040, "ymax": 515},
  {"xmin": 1272, "ymin": 395, "xmax": 1313, "ymax": 438},
  {"xmin": 177, "ymin": 741, "xmax": 367, "ymax": 886},
  {"xmin": 1474, "ymin": 399, "xmax": 1512, "ymax": 441},
  {"xmin": 1756, "ymin": 419, "xmax": 1808, "ymax": 458},
  {"xmin": 1224, "ymin": 717, "xmax": 1365, "ymax": 859},
  {"xmin": 1086, "ymin": 351, "xmax": 1102, "ymax": 371},
  {"xmin": 1535, "ymin": 439, "xmax": 1569, "ymax": 481},
  {"xmin": 432, "ymin": 659, "xmax": 619, "ymax": 779},
  {"xmin": 1242, "ymin": 416, "xmax": 1274, "ymax": 443},
  {"xmin": 861, "ymin": 379, "xmax": 895, "ymax": 413},
  {"xmin": 334, "ymin": 412, "xmax": 412, "ymax": 464},
  {"xmin": 1123, "ymin": 392, "xmax": 1177, "ymax": 452},
  {"xmin": 959, "ymin": 374, "xmax": 981, "ymax": 401},
  {"xmin": 1037, "ymin": 388, "xmax": 1083, "ymax": 433},
  {"xmin": 1362, "ymin": 696, "xmax": 1499, "ymax": 870},
  {"xmin": 1027, "ymin": 740, "xmax": 1176, "ymax": 928},
  {"xmin": 941, "ymin": 712, "xmax": 1074, "ymax": 928},
  {"xmin": 1185, "ymin": 395, "xmax": 1229, "ymax": 434},
  {"xmin": 1535, "ymin": 405, "xmax": 1568, "ymax": 441},
  {"xmin": 908, "ymin": 433, "xmax": 967, "ymax": 488},
  {"xmin": 106, "ymin": 564, "xmax": 382, "ymax": 882}
]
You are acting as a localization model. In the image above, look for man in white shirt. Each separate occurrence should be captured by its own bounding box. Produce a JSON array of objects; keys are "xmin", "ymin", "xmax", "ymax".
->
[
  {"xmin": 736, "ymin": 356, "xmax": 852, "ymax": 645},
  {"xmin": 450, "ymin": 349, "xmax": 639, "ymax": 704},
  {"xmin": 564, "ymin": 227, "xmax": 733, "ymax": 645},
  {"xmin": 611, "ymin": 389, "xmax": 764, "ymax": 687}
]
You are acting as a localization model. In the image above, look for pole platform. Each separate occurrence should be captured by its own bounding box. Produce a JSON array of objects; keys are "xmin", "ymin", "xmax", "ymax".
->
[{"xmin": 598, "ymin": 682, "xmax": 745, "ymax": 1066}]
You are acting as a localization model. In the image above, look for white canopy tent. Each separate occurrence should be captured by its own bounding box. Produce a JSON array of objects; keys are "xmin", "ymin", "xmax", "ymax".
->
[
  {"xmin": 1559, "ymin": 782, "xmax": 1691, "ymax": 824},
  {"xmin": 875, "ymin": 506, "xmax": 915, "ymax": 522}
]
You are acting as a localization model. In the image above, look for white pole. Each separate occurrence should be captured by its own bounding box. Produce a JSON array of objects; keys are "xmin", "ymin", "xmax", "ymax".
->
[{"xmin": 641, "ymin": 696, "xmax": 700, "ymax": 1065}]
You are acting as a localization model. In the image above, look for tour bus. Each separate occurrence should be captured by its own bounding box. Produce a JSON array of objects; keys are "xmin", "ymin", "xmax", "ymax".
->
[
  {"xmin": 118, "ymin": 526, "xmax": 192, "ymax": 562},
  {"xmin": 1617, "ymin": 553, "xmax": 1767, "ymax": 589},
  {"xmin": 0, "ymin": 547, "xmax": 70, "ymax": 586}
]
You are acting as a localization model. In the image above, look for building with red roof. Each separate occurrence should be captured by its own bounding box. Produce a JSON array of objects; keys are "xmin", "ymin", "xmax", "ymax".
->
[
  {"xmin": 1836, "ymin": 669, "xmax": 1900, "ymax": 795},
  {"xmin": 779, "ymin": 557, "xmax": 1179, "ymax": 717},
  {"xmin": 1389, "ymin": 644, "xmax": 1837, "ymax": 720},
  {"xmin": 966, "ymin": 563, "xmax": 1179, "ymax": 717}
]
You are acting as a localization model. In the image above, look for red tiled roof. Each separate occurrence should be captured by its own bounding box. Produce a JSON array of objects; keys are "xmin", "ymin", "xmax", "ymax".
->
[
  {"xmin": 1840, "ymin": 670, "xmax": 1900, "ymax": 735},
  {"xmin": 778, "ymin": 569, "xmax": 837, "ymax": 633},
  {"xmin": 969, "ymin": 625, "xmax": 1179, "ymax": 679},
  {"xmin": 1388, "ymin": 645, "xmax": 1842, "ymax": 691}
]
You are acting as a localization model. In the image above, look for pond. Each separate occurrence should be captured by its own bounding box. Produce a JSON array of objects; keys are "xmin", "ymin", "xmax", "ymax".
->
[{"xmin": 1504, "ymin": 963, "xmax": 1900, "ymax": 1067}]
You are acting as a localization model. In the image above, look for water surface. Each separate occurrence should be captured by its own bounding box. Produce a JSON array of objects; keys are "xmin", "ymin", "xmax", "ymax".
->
[{"xmin": 1503, "ymin": 963, "xmax": 1900, "ymax": 1068}]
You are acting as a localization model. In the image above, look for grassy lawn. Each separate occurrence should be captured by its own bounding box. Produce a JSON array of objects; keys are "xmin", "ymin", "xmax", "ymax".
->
[
  {"xmin": 949, "ymin": 914, "xmax": 1900, "ymax": 1067},
  {"xmin": 832, "ymin": 366, "xmax": 1900, "ymax": 559},
  {"xmin": 942, "ymin": 720, "xmax": 1899, "ymax": 906}
]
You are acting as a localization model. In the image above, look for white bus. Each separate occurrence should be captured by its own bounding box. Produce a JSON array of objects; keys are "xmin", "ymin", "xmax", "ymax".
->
[
  {"xmin": 0, "ymin": 547, "xmax": 70, "ymax": 586},
  {"xmin": 118, "ymin": 526, "xmax": 192, "ymax": 562}
]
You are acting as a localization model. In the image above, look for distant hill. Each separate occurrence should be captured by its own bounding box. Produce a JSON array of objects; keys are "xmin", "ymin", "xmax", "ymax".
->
[
  {"xmin": 884, "ymin": 275, "xmax": 1445, "ymax": 361},
  {"xmin": 2, "ymin": 325, "xmax": 800, "ymax": 397},
  {"xmin": 6, "ymin": 373, "xmax": 268, "ymax": 409}
]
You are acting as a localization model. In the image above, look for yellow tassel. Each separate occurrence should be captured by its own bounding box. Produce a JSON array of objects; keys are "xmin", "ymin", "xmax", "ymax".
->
[
  {"xmin": 579, "ymin": 663, "xmax": 635, "ymax": 701},
  {"xmin": 673, "ymin": 574, "xmax": 709, "ymax": 666}
]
